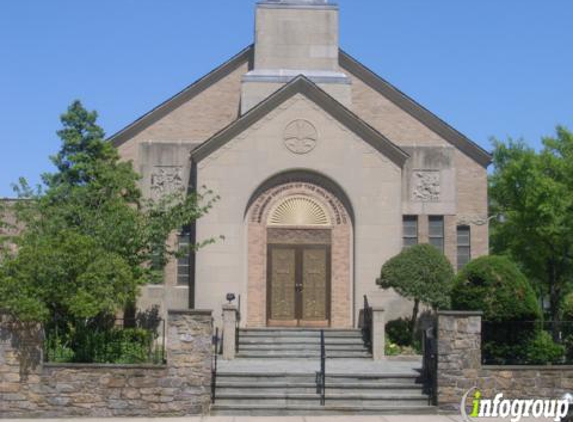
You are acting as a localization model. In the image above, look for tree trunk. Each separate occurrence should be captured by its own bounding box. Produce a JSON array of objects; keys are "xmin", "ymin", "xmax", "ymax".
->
[{"xmin": 411, "ymin": 299, "xmax": 420, "ymax": 346}]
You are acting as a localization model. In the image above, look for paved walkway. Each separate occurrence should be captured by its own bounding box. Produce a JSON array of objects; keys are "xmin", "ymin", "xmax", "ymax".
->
[{"xmin": 0, "ymin": 416, "xmax": 555, "ymax": 421}]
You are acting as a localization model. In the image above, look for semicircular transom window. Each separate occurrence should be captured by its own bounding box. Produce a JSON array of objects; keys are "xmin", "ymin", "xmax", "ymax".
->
[{"xmin": 268, "ymin": 196, "xmax": 331, "ymax": 227}]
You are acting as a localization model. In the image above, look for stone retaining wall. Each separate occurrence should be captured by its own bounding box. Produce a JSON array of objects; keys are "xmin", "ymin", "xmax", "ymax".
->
[
  {"xmin": 0, "ymin": 309, "xmax": 212, "ymax": 418},
  {"xmin": 437, "ymin": 311, "xmax": 573, "ymax": 412}
]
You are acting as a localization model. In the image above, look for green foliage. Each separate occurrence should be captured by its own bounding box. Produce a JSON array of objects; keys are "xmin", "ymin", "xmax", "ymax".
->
[
  {"xmin": 490, "ymin": 127, "xmax": 573, "ymax": 321},
  {"xmin": 0, "ymin": 100, "xmax": 218, "ymax": 323},
  {"xmin": 451, "ymin": 255, "xmax": 541, "ymax": 322},
  {"xmin": 385, "ymin": 318, "xmax": 413, "ymax": 347},
  {"xmin": 562, "ymin": 293, "xmax": 573, "ymax": 320},
  {"xmin": 46, "ymin": 325, "xmax": 160, "ymax": 365},
  {"xmin": 377, "ymin": 244, "xmax": 454, "ymax": 310},
  {"xmin": 525, "ymin": 331, "xmax": 565, "ymax": 365}
]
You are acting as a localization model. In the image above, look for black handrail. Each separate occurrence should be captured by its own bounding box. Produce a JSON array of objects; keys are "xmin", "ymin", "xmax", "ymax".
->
[
  {"xmin": 361, "ymin": 295, "xmax": 373, "ymax": 353},
  {"xmin": 211, "ymin": 328, "xmax": 220, "ymax": 404},
  {"xmin": 236, "ymin": 295, "xmax": 241, "ymax": 354},
  {"xmin": 315, "ymin": 329, "xmax": 326, "ymax": 406},
  {"xmin": 422, "ymin": 327, "xmax": 437, "ymax": 406}
]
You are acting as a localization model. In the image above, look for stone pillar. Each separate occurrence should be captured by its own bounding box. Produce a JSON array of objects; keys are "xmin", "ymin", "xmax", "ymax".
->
[
  {"xmin": 167, "ymin": 309, "xmax": 213, "ymax": 415},
  {"xmin": 222, "ymin": 305, "xmax": 238, "ymax": 360},
  {"xmin": 372, "ymin": 307, "xmax": 386, "ymax": 361},
  {"xmin": 437, "ymin": 311, "xmax": 482, "ymax": 412}
]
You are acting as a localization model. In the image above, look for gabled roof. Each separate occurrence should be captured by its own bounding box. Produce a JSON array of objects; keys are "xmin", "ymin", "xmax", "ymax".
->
[
  {"xmin": 109, "ymin": 46, "xmax": 254, "ymax": 147},
  {"xmin": 339, "ymin": 50, "xmax": 492, "ymax": 168},
  {"xmin": 109, "ymin": 45, "xmax": 492, "ymax": 168},
  {"xmin": 191, "ymin": 75, "xmax": 409, "ymax": 167}
]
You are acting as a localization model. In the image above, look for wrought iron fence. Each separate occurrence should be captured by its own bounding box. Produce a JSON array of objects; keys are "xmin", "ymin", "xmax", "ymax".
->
[
  {"xmin": 481, "ymin": 320, "xmax": 573, "ymax": 365},
  {"xmin": 44, "ymin": 314, "xmax": 166, "ymax": 365}
]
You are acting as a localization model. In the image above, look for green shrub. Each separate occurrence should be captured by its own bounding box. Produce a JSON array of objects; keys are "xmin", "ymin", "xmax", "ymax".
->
[
  {"xmin": 525, "ymin": 331, "xmax": 565, "ymax": 365},
  {"xmin": 562, "ymin": 293, "xmax": 573, "ymax": 321},
  {"xmin": 451, "ymin": 255, "xmax": 541, "ymax": 322},
  {"xmin": 386, "ymin": 318, "xmax": 413, "ymax": 347},
  {"xmin": 378, "ymin": 244, "xmax": 454, "ymax": 344}
]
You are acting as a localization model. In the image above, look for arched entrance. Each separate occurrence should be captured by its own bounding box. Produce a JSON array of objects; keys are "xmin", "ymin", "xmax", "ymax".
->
[{"xmin": 246, "ymin": 172, "xmax": 353, "ymax": 328}]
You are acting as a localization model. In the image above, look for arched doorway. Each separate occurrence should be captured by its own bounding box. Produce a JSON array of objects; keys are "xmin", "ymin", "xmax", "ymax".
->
[{"xmin": 246, "ymin": 172, "xmax": 353, "ymax": 328}]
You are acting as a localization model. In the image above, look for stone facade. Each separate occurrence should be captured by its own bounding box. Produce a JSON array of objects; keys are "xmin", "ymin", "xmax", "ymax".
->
[
  {"xmin": 0, "ymin": 310, "xmax": 212, "ymax": 418},
  {"xmin": 437, "ymin": 311, "xmax": 573, "ymax": 412}
]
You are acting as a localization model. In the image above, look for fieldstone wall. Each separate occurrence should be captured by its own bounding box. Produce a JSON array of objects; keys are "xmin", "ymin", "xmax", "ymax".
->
[
  {"xmin": 0, "ymin": 309, "xmax": 212, "ymax": 418},
  {"xmin": 437, "ymin": 311, "xmax": 573, "ymax": 412}
]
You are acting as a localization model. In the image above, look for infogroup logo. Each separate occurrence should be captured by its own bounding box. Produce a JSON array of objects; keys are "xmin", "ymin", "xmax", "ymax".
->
[{"xmin": 461, "ymin": 388, "xmax": 571, "ymax": 422}]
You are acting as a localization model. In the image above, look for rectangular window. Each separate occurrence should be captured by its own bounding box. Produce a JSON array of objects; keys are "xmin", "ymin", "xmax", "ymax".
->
[
  {"xmin": 403, "ymin": 216, "xmax": 418, "ymax": 249},
  {"xmin": 177, "ymin": 227, "xmax": 192, "ymax": 286},
  {"xmin": 429, "ymin": 216, "xmax": 444, "ymax": 253},
  {"xmin": 457, "ymin": 225, "xmax": 471, "ymax": 270}
]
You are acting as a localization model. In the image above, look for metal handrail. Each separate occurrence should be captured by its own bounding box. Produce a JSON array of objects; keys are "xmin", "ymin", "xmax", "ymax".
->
[
  {"xmin": 422, "ymin": 327, "xmax": 437, "ymax": 406},
  {"xmin": 211, "ymin": 328, "xmax": 220, "ymax": 404},
  {"xmin": 315, "ymin": 329, "xmax": 326, "ymax": 406},
  {"xmin": 361, "ymin": 295, "xmax": 373, "ymax": 353},
  {"xmin": 236, "ymin": 295, "xmax": 241, "ymax": 353}
]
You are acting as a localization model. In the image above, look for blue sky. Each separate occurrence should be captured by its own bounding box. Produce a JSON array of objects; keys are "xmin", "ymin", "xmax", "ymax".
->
[{"xmin": 0, "ymin": 0, "xmax": 571, "ymax": 197}]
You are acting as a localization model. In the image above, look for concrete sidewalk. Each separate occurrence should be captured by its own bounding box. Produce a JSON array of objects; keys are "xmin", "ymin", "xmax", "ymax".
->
[{"xmin": 0, "ymin": 416, "xmax": 555, "ymax": 422}]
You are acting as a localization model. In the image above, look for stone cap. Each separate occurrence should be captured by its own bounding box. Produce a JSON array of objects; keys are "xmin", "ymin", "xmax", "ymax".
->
[
  {"xmin": 258, "ymin": 0, "xmax": 338, "ymax": 10},
  {"xmin": 437, "ymin": 310, "xmax": 483, "ymax": 317},
  {"xmin": 167, "ymin": 309, "xmax": 213, "ymax": 316}
]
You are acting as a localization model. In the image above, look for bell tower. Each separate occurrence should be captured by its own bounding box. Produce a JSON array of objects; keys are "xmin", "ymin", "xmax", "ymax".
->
[{"xmin": 241, "ymin": 0, "xmax": 351, "ymax": 113}]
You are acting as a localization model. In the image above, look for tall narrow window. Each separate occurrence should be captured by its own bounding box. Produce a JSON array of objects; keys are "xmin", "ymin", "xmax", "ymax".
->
[
  {"xmin": 177, "ymin": 227, "xmax": 192, "ymax": 286},
  {"xmin": 429, "ymin": 216, "xmax": 444, "ymax": 253},
  {"xmin": 457, "ymin": 225, "xmax": 471, "ymax": 270},
  {"xmin": 403, "ymin": 216, "xmax": 418, "ymax": 249}
]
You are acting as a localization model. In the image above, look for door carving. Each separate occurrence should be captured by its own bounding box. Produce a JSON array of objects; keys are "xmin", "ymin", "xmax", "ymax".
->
[{"xmin": 267, "ymin": 245, "xmax": 330, "ymax": 327}]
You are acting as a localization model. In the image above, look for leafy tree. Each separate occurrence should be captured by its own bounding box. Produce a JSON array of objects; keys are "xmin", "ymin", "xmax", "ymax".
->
[
  {"xmin": 0, "ymin": 100, "xmax": 218, "ymax": 322},
  {"xmin": 451, "ymin": 255, "xmax": 541, "ymax": 322},
  {"xmin": 490, "ymin": 127, "xmax": 573, "ymax": 323},
  {"xmin": 377, "ymin": 244, "xmax": 454, "ymax": 342}
]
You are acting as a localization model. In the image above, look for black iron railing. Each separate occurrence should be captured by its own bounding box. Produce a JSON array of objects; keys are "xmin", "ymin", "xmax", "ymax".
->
[
  {"xmin": 235, "ymin": 295, "xmax": 241, "ymax": 354},
  {"xmin": 361, "ymin": 295, "xmax": 373, "ymax": 353},
  {"xmin": 422, "ymin": 327, "xmax": 437, "ymax": 406},
  {"xmin": 44, "ymin": 314, "xmax": 166, "ymax": 365},
  {"xmin": 482, "ymin": 320, "xmax": 573, "ymax": 365},
  {"xmin": 211, "ymin": 328, "xmax": 220, "ymax": 404},
  {"xmin": 315, "ymin": 329, "xmax": 326, "ymax": 406}
]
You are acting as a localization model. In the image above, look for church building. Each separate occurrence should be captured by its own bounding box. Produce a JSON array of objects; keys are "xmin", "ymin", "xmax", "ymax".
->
[{"xmin": 110, "ymin": 0, "xmax": 491, "ymax": 328}]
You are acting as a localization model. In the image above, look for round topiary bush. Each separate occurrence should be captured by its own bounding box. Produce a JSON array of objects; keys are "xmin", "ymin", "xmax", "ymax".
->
[{"xmin": 451, "ymin": 255, "xmax": 541, "ymax": 322}]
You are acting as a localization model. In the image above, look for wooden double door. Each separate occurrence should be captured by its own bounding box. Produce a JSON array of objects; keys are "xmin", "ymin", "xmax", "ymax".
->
[{"xmin": 267, "ymin": 244, "xmax": 331, "ymax": 327}]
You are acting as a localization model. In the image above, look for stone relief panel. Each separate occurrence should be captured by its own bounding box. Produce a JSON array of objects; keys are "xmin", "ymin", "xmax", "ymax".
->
[
  {"xmin": 457, "ymin": 215, "xmax": 489, "ymax": 226},
  {"xmin": 283, "ymin": 119, "xmax": 318, "ymax": 154},
  {"xmin": 150, "ymin": 166, "xmax": 185, "ymax": 201},
  {"xmin": 411, "ymin": 170, "xmax": 441, "ymax": 202}
]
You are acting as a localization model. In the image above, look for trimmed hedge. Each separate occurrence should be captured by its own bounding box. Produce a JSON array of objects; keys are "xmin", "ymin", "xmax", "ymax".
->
[{"xmin": 451, "ymin": 255, "xmax": 541, "ymax": 322}]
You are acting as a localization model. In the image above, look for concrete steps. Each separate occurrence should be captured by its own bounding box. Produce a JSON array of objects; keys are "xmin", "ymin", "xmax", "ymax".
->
[
  {"xmin": 211, "ymin": 328, "xmax": 435, "ymax": 415},
  {"xmin": 236, "ymin": 328, "xmax": 371, "ymax": 360}
]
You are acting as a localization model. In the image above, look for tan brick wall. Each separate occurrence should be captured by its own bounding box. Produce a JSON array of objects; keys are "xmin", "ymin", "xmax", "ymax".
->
[
  {"xmin": 345, "ymin": 67, "xmax": 490, "ymax": 268},
  {"xmin": 117, "ymin": 61, "xmax": 249, "ymax": 164}
]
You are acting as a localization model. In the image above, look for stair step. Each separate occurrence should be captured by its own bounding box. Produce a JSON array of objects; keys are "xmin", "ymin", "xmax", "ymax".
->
[
  {"xmin": 211, "ymin": 404, "xmax": 437, "ymax": 416},
  {"xmin": 236, "ymin": 352, "xmax": 372, "ymax": 359},
  {"xmin": 239, "ymin": 338, "xmax": 363, "ymax": 345},
  {"xmin": 239, "ymin": 344, "xmax": 367, "ymax": 351},
  {"xmin": 217, "ymin": 373, "xmax": 422, "ymax": 384},
  {"xmin": 239, "ymin": 331, "xmax": 363, "ymax": 339}
]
